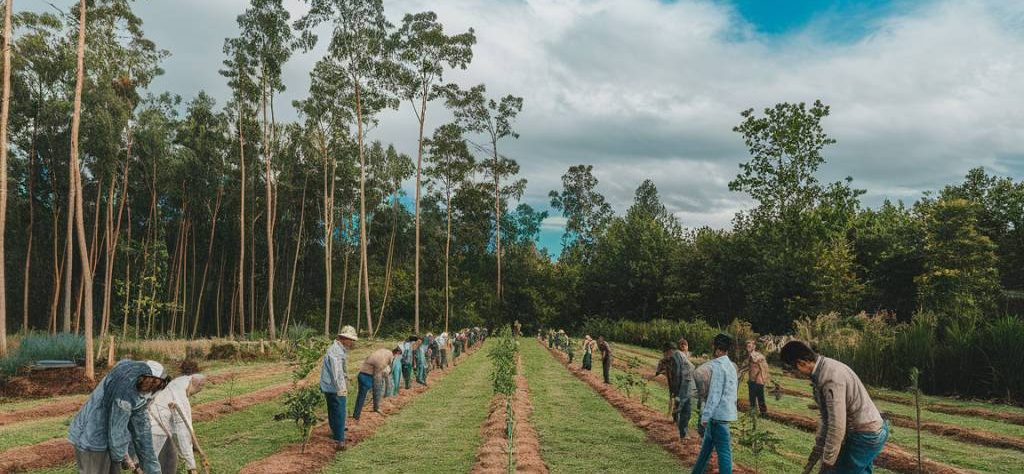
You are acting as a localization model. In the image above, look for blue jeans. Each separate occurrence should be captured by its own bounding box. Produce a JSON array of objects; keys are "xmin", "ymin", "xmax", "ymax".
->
[
  {"xmin": 675, "ymin": 397, "xmax": 692, "ymax": 439},
  {"xmin": 824, "ymin": 421, "xmax": 890, "ymax": 474},
  {"xmin": 323, "ymin": 392, "xmax": 347, "ymax": 442},
  {"xmin": 691, "ymin": 420, "xmax": 732, "ymax": 474},
  {"xmin": 352, "ymin": 372, "xmax": 374, "ymax": 419}
]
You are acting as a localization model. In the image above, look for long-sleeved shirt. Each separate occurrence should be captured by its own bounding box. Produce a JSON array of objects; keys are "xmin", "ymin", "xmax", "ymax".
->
[
  {"xmin": 148, "ymin": 376, "xmax": 198, "ymax": 470},
  {"xmin": 597, "ymin": 340, "xmax": 612, "ymax": 361},
  {"xmin": 811, "ymin": 356, "xmax": 884, "ymax": 466},
  {"xmin": 747, "ymin": 350, "xmax": 770, "ymax": 385},
  {"xmin": 320, "ymin": 341, "xmax": 349, "ymax": 395},
  {"xmin": 401, "ymin": 341, "xmax": 414, "ymax": 366},
  {"xmin": 700, "ymin": 354, "xmax": 738, "ymax": 424},
  {"xmin": 360, "ymin": 348, "xmax": 394, "ymax": 377},
  {"xmin": 68, "ymin": 360, "xmax": 162, "ymax": 474}
]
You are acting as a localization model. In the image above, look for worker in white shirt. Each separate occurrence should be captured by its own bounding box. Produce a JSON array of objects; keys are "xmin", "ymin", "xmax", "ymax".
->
[{"xmin": 147, "ymin": 374, "xmax": 207, "ymax": 474}]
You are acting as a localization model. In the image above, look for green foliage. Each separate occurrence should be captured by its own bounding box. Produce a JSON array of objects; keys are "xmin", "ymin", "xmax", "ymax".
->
[
  {"xmin": 580, "ymin": 319, "xmax": 719, "ymax": 356},
  {"xmin": 613, "ymin": 356, "xmax": 647, "ymax": 401},
  {"xmin": 0, "ymin": 333, "xmax": 86, "ymax": 376},
  {"xmin": 736, "ymin": 408, "xmax": 783, "ymax": 474},
  {"xmin": 273, "ymin": 385, "xmax": 324, "ymax": 451},
  {"xmin": 292, "ymin": 337, "xmax": 331, "ymax": 381},
  {"xmin": 488, "ymin": 326, "xmax": 517, "ymax": 396}
]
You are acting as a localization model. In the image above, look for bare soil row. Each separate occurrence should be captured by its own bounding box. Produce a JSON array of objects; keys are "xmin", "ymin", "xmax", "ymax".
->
[{"xmin": 470, "ymin": 354, "xmax": 548, "ymax": 474}]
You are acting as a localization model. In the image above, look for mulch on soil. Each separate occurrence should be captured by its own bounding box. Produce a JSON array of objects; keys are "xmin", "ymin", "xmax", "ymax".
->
[
  {"xmin": 0, "ymin": 378, "xmax": 296, "ymax": 473},
  {"xmin": 734, "ymin": 399, "xmax": 971, "ymax": 474},
  {"xmin": 471, "ymin": 355, "xmax": 549, "ymax": 474},
  {"xmin": 238, "ymin": 344, "xmax": 484, "ymax": 474},
  {"xmin": 0, "ymin": 365, "xmax": 288, "ymax": 427},
  {"xmin": 545, "ymin": 343, "xmax": 754, "ymax": 474},
  {"xmin": 927, "ymin": 404, "xmax": 1024, "ymax": 427},
  {"xmin": 884, "ymin": 412, "xmax": 1024, "ymax": 453},
  {"xmin": 0, "ymin": 367, "xmax": 99, "ymax": 399}
]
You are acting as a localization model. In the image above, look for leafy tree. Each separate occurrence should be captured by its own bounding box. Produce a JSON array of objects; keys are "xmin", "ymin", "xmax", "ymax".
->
[
  {"xmin": 442, "ymin": 84, "xmax": 524, "ymax": 320},
  {"xmin": 915, "ymin": 198, "xmax": 1000, "ymax": 326},
  {"xmin": 296, "ymin": 0, "xmax": 400, "ymax": 337},
  {"xmin": 394, "ymin": 11, "xmax": 475, "ymax": 334},
  {"xmin": 548, "ymin": 164, "xmax": 613, "ymax": 264},
  {"xmin": 425, "ymin": 123, "xmax": 475, "ymax": 333}
]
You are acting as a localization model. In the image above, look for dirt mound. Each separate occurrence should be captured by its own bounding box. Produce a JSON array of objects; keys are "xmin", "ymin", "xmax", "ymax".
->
[
  {"xmin": 927, "ymin": 404, "xmax": 1024, "ymax": 426},
  {"xmin": 886, "ymin": 412, "xmax": 1024, "ymax": 453},
  {"xmin": 0, "ymin": 367, "xmax": 98, "ymax": 398},
  {"xmin": 545, "ymin": 343, "xmax": 751, "ymax": 474},
  {"xmin": 512, "ymin": 356, "xmax": 548, "ymax": 474},
  {"xmin": 0, "ymin": 438, "xmax": 74, "ymax": 473},
  {"xmin": 192, "ymin": 381, "xmax": 293, "ymax": 422},
  {"xmin": 471, "ymin": 394, "xmax": 512, "ymax": 473},
  {"xmin": 0, "ymin": 397, "xmax": 86, "ymax": 426},
  {"xmin": 239, "ymin": 345, "xmax": 482, "ymax": 474}
]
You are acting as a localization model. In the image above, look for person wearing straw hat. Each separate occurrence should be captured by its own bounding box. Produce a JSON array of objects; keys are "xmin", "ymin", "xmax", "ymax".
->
[
  {"xmin": 321, "ymin": 325, "xmax": 357, "ymax": 450},
  {"xmin": 69, "ymin": 360, "xmax": 170, "ymax": 474},
  {"xmin": 582, "ymin": 335, "xmax": 595, "ymax": 371}
]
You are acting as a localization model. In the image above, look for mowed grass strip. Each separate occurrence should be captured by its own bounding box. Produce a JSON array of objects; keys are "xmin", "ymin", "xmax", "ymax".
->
[
  {"xmin": 521, "ymin": 339, "xmax": 681, "ymax": 473},
  {"xmin": 321, "ymin": 343, "xmax": 493, "ymax": 474}
]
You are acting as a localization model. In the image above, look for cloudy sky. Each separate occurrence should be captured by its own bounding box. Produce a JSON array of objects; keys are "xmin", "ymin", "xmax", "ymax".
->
[{"xmin": 28, "ymin": 0, "xmax": 1024, "ymax": 255}]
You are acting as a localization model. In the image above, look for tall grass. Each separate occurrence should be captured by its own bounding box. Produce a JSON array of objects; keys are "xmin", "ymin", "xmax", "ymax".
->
[{"xmin": 0, "ymin": 332, "xmax": 85, "ymax": 375}]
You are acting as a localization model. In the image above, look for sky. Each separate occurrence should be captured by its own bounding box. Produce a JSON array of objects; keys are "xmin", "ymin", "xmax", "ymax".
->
[{"xmin": 24, "ymin": 0, "xmax": 1024, "ymax": 257}]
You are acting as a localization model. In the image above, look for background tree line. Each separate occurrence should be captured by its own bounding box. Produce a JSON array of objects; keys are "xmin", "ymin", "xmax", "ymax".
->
[{"xmin": 1, "ymin": 2, "xmax": 1022, "ymax": 392}]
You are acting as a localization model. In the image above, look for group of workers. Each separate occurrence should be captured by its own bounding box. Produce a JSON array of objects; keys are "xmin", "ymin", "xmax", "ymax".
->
[
  {"xmin": 67, "ymin": 360, "xmax": 207, "ymax": 474},
  {"xmin": 544, "ymin": 329, "xmax": 888, "ymax": 474},
  {"xmin": 319, "ymin": 325, "xmax": 487, "ymax": 450},
  {"xmin": 654, "ymin": 335, "xmax": 889, "ymax": 474}
]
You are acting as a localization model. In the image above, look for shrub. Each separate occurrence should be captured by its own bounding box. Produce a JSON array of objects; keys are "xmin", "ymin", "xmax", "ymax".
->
[
  {"xmin": 0, "ymin": 333, "xmax": 85, "ymax": 376},
  {"xmin": 207, "ymin": 342, "xmax": 240, "ymax": 360},
  {"xmin": 274, "ymin": 385, "xmax": 324, "ymax": 452},
  {"xmin": 579, "ymin": 318, "xmax": 720, "ymax": 356}
]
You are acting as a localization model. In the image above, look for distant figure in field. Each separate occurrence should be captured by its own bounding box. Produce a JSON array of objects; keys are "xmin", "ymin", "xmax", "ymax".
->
[
  {"xmin": 597, "ymin": 336, "xmax": 612, "ymax": 384},
  {"xmin": 780, "ymin": 340, "xmax": 889, "ymax": 474},
  {"xmin": 744, "ymin": 339, "xmax": 770, "ymax": 415},
  {"xmin": 401, "ymin": 335, "xmax": 420, "ymax": 390},
  {"xmin": 353, "ymin": 346, "xmax": 399, "ymax": 419},
  {"xmin": 387, "ymin": 345, "xmax": 403, "ymax": 397},
  {"xmin": 68, "ymin": 360, "xmax": 169, "ymax": 474},
  {"xmin": 148, "ymin": 374, "xmax": 207, "ymax": 474},
  {"xmin": 691, "ymin": 333, "xmax": 738, "ymax": 474},
  {"xmin": 655, "ymin": 337, "xmax": 695, "ymax": 440},
  {"xmin": 514, "ymin": 319, "xmax": 522, "ymax": 337},
  {"xmin": 436, "ymin": 332, "xmax": 449, "ymax": 369},
  {"xmin": 321, "ymin": 325, "xmax": 357, "ymax": 450},
  {"xmin": 416, "ymin": 333, "xmax": 431, "ymax": 385},
  {"xmin": 581, "ymin": 335, "xmax": 595, "ymax": 371}
]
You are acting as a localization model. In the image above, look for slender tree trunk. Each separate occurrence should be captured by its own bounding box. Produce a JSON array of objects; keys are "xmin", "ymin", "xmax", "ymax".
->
[
  {"xmin": 374, "ymin": 192, "xmax": 398, "ymax": 338},
  {"xmin": 0, "ymin": 0, "xmax": 10, "ymax": 354},
  {"xmin": 215, "ymin": 254, "xmax": 225, "ymax": 338},
  {"xmin": 492, "ymin": 142, "xmax": 502, "ymax": 318},
  {"xmin": 102, "ymin": 136, "xmax": 130, "ymax": 340},
  {"xmin": 249, "ymin": 211, "xmax": 256, "ymax": 334},
  {"xmin": 63, "ymin": 176, "xmax": 74, "ymax": 333},
  {"xmin": 355, "ymin": 83, "xmax": 373, "ymax": 336},
  {"xmin": 50, "ymin": 205, "xmax": 64, "ymax": 334},
  {"xmin": 70, "ymin": 0, "xmax": 94, "ymax": 379},
  {"xmin": 237, "ymin": 102, "xmax": 246, "ymax": 339},
  {"xmin": 121, "ymin": 206, "xmax": 132, "ymax": 340},
  {"xmin": 261, "ymin": 72, "xmax": 277, "ymax": 340},
  {"xmin": 283, "ymin": 177, "xmax": 307, "ymax": 337},
  {"xmin": 413, "ymin": 93, "xmax": 427, "ymax": 335},
  {"xmin": 22, "ymin": 96, "xmax": 37, "ymax": 334},
  {"xmin": 338, "ymin": 241, "xmax": 349, "ymax": 334},
  {"xmin": 445, "ymin": 190, "xmax": 452, "ymax": 334},
  {"xmin": 228, "ymin": 261, "xmax": 237, "ymax": 339},
  {"xmin": 192, "ymin": 186, "xmax": 222, "ymax": 338}
]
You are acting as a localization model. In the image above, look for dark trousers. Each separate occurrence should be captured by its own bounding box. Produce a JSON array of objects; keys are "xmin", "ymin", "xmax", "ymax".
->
[
  {"xmin": 602, "ymin": 356, "xmax": 611, "ymax": 384},
  {"xmin": 402, "ymin": 363, "xmax": 413, "ymax": 389},
  {"xmin": 675, "ymin": 396, "xmax": 692, "ymax": 439},
  {"xmin": 324, "ymin": 391, "xmax": 347, "ymax": 443},
  {"xmin": 353, "ymin": 372, "xmax": 374, "ymax": 419},
  {"xmin": 748, "ymin": 381, "xmax": 767, "ymax": 414}
]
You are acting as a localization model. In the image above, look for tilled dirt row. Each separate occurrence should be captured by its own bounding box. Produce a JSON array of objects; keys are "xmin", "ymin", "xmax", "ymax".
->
[
  {"xmin": 0, "ymin": 379, "xmax": 294, "ymax": 473},
  {"xmin": 543, "ymin": 343, "xmax": 754, "ymax": 474},
  {"xmin": 734, "ymin": 399, "xmax": 972, "ymax": 474},
  {"xmin": 926, "ymin": 404, "xmax": 1024, "ymax": 427},
  {"xmin": 237, "ymin": 343, "xmax": 484, "ymax": 474},
  {"xmin": 471, "ymin": 354, "xmax": 549, "ymax": 474},
  {"xmin": 0, "ymin": 364, "xmax": 290, "ymax": 427}
]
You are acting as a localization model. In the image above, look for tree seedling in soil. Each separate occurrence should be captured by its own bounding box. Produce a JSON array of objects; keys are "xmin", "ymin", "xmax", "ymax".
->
[
  {"xmin": 274, "ymin": 385, "xmax": 325, "ymax": 453},
  {"xmin": 614, "ymin": 356, "xmax": 646, "ymax": 400},
  {"xmin": 487, "ymin": 326, "xmax": 519, "ymax": 473},
  {"xmin": 736, "ymin": 407, "xmax": 782, "ymax": 474},
  {"xmin": 910, "ymin": 367, "xmax": 923, "ymax": 474}
]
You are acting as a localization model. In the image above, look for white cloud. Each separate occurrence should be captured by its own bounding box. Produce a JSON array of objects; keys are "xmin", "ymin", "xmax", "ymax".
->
[{"xmin": 26, "ymin": 0, "xmax": 1024, "ymax": 237}]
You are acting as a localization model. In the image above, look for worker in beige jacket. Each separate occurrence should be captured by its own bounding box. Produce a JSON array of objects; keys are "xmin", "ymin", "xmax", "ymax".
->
[
  {"xmin": 780, "ymin": 340, "xmax": 889, "ymax": 474},
  {"xmin": 353, "ymin": 347, "xmax": 400, "ymax": 419},
  {"xmin": 148, "ymin": 374, "xmax": 207, "ymax": 474}
]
